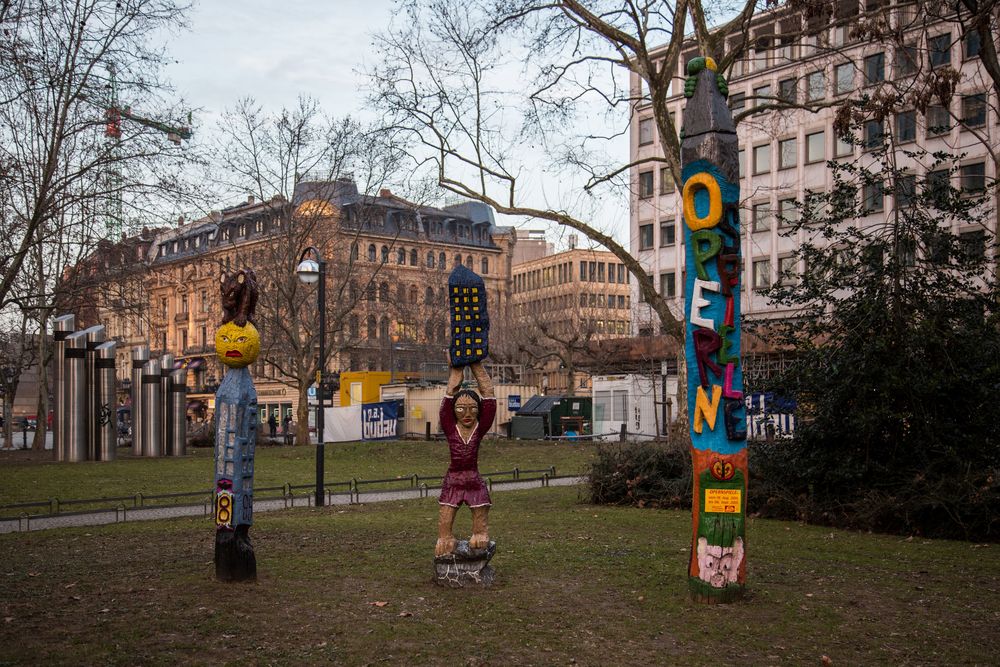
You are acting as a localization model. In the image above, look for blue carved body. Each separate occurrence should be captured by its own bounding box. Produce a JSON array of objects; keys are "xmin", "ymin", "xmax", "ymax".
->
[{"xmin": 213, "ymin": 367, "xmax": 257, "ymax": 529}]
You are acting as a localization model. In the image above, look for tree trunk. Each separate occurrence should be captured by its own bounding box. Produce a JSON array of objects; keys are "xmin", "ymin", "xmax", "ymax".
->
[
  {"xmin": 33, "ymin": 319, "xmax": 50, "ymax": 452},
  {"xmin": 296, "ymin": 381, "xmax": 311, "ymax": 446}
]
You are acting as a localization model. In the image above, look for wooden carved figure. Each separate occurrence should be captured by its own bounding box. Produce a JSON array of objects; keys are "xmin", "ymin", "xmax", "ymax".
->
[
  {"xmin": 220, "ymin": 268, "xmax": 259, "ymax": 327},
  {"xmin": 681, "ymin": 57, "xmax": 748, "ymax": 603},
  {"xmin": 213, "ymin": 270, "xmax": 261, "ymax": 582},
  {"xmin": 434, "ymin": 267, "xmax": 497, "ymax": 587}
]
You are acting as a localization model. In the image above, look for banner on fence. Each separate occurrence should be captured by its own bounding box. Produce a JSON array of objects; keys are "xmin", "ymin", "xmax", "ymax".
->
[{"xmin": 362, "ymin": 400, "xmax": 402, "ymax": 441}]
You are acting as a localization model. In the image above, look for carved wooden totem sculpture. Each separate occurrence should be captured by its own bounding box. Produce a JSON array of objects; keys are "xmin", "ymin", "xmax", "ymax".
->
[
  {"xmin": 681, "ymin": 57, "xmax": 748, "ymax": 603},
  {"xmin": 433, "ymin": 266, "xmax": 497, "ymax": 587},
  {"xmin": 213, "ymin": 269, "xmax": 261, "ymax": 582}
]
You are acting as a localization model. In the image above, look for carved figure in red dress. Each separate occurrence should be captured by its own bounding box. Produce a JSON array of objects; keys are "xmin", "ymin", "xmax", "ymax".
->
[{"xmin": 435, "ymin": 362, "xmax": 496, "ymax": 556}]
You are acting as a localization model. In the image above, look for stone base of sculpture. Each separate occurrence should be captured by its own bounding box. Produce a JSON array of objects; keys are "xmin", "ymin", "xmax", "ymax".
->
[
  {"xmin": 215, "ymin": 525, "xmax": 257, "ymax": 582},
  {"xmin": 433, "ymin": 540, "xmax": 496, "ymax": 588}
]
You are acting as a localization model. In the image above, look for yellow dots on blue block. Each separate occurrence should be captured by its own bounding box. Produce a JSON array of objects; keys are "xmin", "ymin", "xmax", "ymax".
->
[
  {"xmin": 472, "ymin": 296, "xmax": 479, "ymax": 303},
  {"xmin": 454, "ymin": 327, "xmax": 460, "ymax": 334},
  {"xmin": 475, "ymin": 326, "xmax": 482, "ymax": 332},
  {"xmin": 474, "ymin": 338, "xmax": 482, "ymax": 344},
  {"xmin": 462, "ymin": 287, "xmax": 469, "ymax": 294},
  {"xmin": 464, "ymin": 326, "xmax": 471, "ymax": 332},
  {"xmin": 453, "ymin": 286, "xmax": 459, "ymax": 293},
  {"xmin": 475, "ymin": 349, "xmax": 483, "ymax": 356},
  {"xmin": 471, "ymin": 287, "xmax": 478, "ymax": 293},
  {"xmin": 465, "ymin": 314, "xmax": 471, "ymax": 320},
  {"xmin": 465, "ymin": 337, "xmax": 471, "ymax": 344}
]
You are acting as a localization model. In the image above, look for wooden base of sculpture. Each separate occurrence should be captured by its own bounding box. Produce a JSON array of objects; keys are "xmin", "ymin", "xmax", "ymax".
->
[
  {"xmin": 433, "ymin": 540, "xmax": 496, "ymax": 588},
  {"xmin": 215, "ymin": 525, "xmax": 256, "ymax": 582}
]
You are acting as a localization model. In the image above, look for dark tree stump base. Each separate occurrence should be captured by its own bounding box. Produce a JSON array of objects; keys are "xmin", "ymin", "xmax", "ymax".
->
[
  {"xmin": 215, "ymin": 525, "xmax": 256, "ymax": 582},
  {"xmin": 433, "ymin": 540, "xmax": 495, "ymax": 588}
]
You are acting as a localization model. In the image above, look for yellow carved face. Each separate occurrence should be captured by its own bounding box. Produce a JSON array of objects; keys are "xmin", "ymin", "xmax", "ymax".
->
[{"xmin": 215, "ymin": 321, "xmax": 260, "ymax": 369}]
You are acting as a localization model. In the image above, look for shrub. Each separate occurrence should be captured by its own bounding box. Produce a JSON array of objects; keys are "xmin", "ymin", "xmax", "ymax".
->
[{"xmin": 588, "ymin": 440, "xmax": 691, "ymax": 508}]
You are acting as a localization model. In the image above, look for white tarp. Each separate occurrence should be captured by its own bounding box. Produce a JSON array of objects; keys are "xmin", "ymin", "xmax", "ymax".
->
[{"xmin": 323, "ymin": 405, "xmax": 362, "ymax": 443}]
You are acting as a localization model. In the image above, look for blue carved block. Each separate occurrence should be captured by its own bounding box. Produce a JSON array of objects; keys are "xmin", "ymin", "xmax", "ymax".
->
[
  {"xmin": 448, "ymin": 265, "xmax": 489, "ymax": 367},
  {"xmin": 213, "ymin": 366, "xmax": 257, "ymax": 529}
]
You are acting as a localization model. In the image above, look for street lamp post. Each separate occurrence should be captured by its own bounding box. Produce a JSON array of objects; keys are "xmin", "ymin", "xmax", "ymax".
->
[{"xmin": 296, "ymin": 247, "xmax": 326, "ymax": 507}]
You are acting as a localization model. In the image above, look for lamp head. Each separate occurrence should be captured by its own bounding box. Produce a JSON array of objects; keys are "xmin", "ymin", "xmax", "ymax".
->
[{"xmin": 296, "ymin": 258, "xmax": 320, "ymax": 284}]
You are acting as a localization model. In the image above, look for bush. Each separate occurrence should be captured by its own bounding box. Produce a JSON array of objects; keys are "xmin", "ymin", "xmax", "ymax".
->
[{"xmin": 587, "ymin": 440, "xmax": 690, "ymax": 508}]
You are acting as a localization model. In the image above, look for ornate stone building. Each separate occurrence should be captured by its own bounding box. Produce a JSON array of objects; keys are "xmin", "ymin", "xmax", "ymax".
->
[{"xmin": 69, "ymin": 179, "xmax": 514, "ymax": 427}]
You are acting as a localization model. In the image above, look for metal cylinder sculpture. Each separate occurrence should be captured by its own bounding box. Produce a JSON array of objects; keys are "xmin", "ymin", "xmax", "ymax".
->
[
  {"xmin": 131, "ymin": 346, "xmax": 149, "ymax": 456},
  {"xmin": 169, "ymin": 368, "xmax": 186, "ymax": 457},
  {"xmin": 52, "ymin": 314, "xmax": 76, "ymax": 461},
  {"xmin": 95, "ymin": 341, "xmax": 117, "ymax": 461},
  {"xmin": 82, "ymin": 325, "xmax": 107, "ymax": 461},
  {"xmin": 141, "ymin": 358, "xmax": 162, "ymax": 458},
  {"xmin": 681, "ymin": 57, "xmax": 748, "ymax": 603},
  {"xmin": 63, "ymin": 331, "xmax": 88, "ymax": 463},
  {"xmin": 159, "ymin": 354, "xmax": 174, "ymax": 456},
  {"xmin": 213, "ymin": 268, "xmax": 260, "ymax": 582}
]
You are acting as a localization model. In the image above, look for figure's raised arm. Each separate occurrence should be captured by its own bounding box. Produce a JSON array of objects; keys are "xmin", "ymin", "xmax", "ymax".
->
[{"xmin": 469, "ymin": 362, "xmax": 494, "ymax": 398}]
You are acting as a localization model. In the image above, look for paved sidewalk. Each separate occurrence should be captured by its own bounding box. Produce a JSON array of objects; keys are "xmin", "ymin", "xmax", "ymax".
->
[{"xmin": 0, "ymin": 475, "xmax": 586, "ymax": 534}]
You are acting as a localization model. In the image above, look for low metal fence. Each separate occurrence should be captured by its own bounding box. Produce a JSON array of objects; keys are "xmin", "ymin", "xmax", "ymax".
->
[{"xmin": 0, "ymin": 465, "xmax": 566, "ymax": 521}]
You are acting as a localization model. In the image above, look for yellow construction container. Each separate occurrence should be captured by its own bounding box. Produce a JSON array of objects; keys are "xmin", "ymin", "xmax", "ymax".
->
[{"xmin": 339, "ymin": 371, "xmax": 391, "ymax": 406}]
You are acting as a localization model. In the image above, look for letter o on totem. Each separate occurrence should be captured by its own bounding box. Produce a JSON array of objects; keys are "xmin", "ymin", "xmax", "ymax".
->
[{"xmin": 682, "ymin": 173, "xmax": 723, "ymax": 231}]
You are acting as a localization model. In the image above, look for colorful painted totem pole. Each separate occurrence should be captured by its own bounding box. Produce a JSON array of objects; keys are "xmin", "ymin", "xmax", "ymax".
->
[
  {"xmin": 433, "ymin": 266, "xmax": 497, "ymax": 587},
  {"xmin": 213, "ymin": 269, "xmax": 261, "ymax": 582},
  {"xmin": 681, "ymin": 57, "xmax": 748, "ymax": 603}
]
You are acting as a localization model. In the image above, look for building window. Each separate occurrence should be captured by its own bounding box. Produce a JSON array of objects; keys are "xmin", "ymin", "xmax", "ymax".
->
[
  {"xmin": 660, "ymin": 219, "xmax": 676, "ymax": 247},
  {"xmin": 660, "ymin": 271, "xmax": 677, "ymax": 298},
  {"xmin": 962, "ymin": 93, "xmax": 987, "ymax": 128},
  {"xmin": 959, "ymin": 230, "xmax": 986, "ymax": 261},
  {"xmin": 439, "ymin": 251, "xmax": 446, "ymax": 269},
  {"xmin": 753, "ymin": 143, "xmax": 771, "ymax": 174},
  {"xmin": 638, "ymin": 171, "xmax": 654, "ymax": 198},
  {"xmin": 367, "ymin": 244, "xmax": 376, "ymax": 261},
  {"xmin": 729, "ymin": 92, "xmax": 746, "ymax": 111},
  {"xmin": 895, "ymin": 42, "xmax": 918, "ymax": 77},
  {"xmin": 579, "ymin": 261, "xmax": 586, "ymax": 281},
  {"xmin": 806, "ymin": 71, "xmax": 825, "ymax": 101},
  {"xmin": 778, "ymin": 256, "xmax": 799, "ymax": 286},
  {"xmin": 427, "ymin": 251, "xmax": 435, "ymax": 268},
  {"xmin": 778, "ymin": 78, "xmax": 797, "ymax": 103},
  {"xmin": 863, "ymin": 183, "xmax": 884, "ymax": 213},
  {"xmin": 778, "ymin": 198, "xmax": 798, "ymax": 227},
  {"xmin": 895, "ymin": 111, "xmax": 916, "ymax": 143},
  {"xmin": 618, "ymin": 264, "xmax": 626, "ymax": 284},
  {"xmin": 639, "ymin": 223, "xmax": 654, "ymax": 250},
  {"xmin": 863, "ymin": 120, "xmax": 884, "ymax": 149},
  {"xmin": 410, "ymin": 249, "xmax": 418, "ymax": 265},
  {"xmin": 738, "ymin": 149, "xmax": 746, "ymax": 178},
  {"xmin": 200, "ymin": 289, "xmax": 208, "ymax": 312},
  {"xmin": 465, "ymin": 255, "xmax": 473, "ymax": 269},
  {"xmin": 806, "ymin": 131, "xmax": 825, "ymax": 163},
  {"xmin": 928, "ymin": 33, "xmax": 951, "ymax": 68},
  {"xmin": 895, "ymin": 173, "xmax": 916, "ymax": 208},
  {"xmin": 925, "ymin": 169, "xmax": 950, "ymax": 205},
  {"xmin": 964, "ymin": 30, "xmax": 981, "ymax": 60},
  {"xmin": 834, "ymin": 62, "xmax": 853, "ymax": 95},
  {"xmin": 926, "ymin": 104, "xmax": 950, "ymax": 136},
  {"xmin": 753, "ymin": 84, "xmax": 772, "ymax": 108},
  {"xmin": 367, "ymin": 316, "xmax": 377, "ymax": 339},
  {"xmin": 481, "ymin": 257, "xmax": 489, "ymax": 274},
  {"xmin": 180, "ymin": 294, "xmax": 188, "ymax": 313},
  {"xmin": 960, "ymin": 162, "xmax": 986, "ymax": 194},
  {"xmin": 863, "ymin": 52, "xmax": 885, "ymax": 85},
  {"xmin": 778, "ymin": 138, "xmax": 797, "ymax": 169},
  {"xmin": 659, "ymin": 167, "xmax": 675, "ymax": 194},
  {"xmin": 753, "ymin": 259, "xmax": 772, "ymax": 290},
  {"xmin": 397, "ymin": 248, "xmax": 406, "ymax": 264},
  {"xmin": 835, "ymin": 134, "xmax": 853, "ymax": 158},
  {"xmin": 752, "ymin": 202, "xmax": 773, "ymax": 232},
  {"xmin": 638, "ymin": 118, "xmax": 654, "ymax": 145}
]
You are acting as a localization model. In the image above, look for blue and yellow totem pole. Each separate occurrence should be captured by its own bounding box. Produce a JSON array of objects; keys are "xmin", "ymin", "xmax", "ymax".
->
[
  {"xmin": 213, "ymin": 269, "xmax": 260, "ymax": 582},
  {"xmin": 681, "ymin": 58, "xmax": 748, "ymax": 603}
]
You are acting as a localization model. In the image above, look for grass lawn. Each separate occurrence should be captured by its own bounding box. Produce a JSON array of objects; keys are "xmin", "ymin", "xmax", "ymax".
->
[
  {"xmin": 0, "ymin": 440, "xmax": 597, "ymax": 515},
  {"xmin": 1, "ymin": 486, "xmax": 997, "ymax": 665}
]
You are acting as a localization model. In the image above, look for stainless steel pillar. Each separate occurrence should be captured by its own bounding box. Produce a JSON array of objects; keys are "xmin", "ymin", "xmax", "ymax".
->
[
  {"xmin": 130, "ymin": 346, "xmax": 149, "ymax": 456},
  {"xmin": 63, "ymin": 331, "xmax": 88, "ymax": 463},
  {"xmin": 169, "ymin": 368, "xmax": 187, "ymax": 456},
  {"xmin": 52, "ymin": 314, "xmax": 76, "ymax": 462},
  {"xmin": 141, "ymin": 358, "xmax": 162, "ymax": 457},
  {"xmin": 82, "ymin": 325, "xmax": 106, "ymax": 461},
  {"xmin": 95, "ymin": 341, "xmax": 117, "ymax": 461},
  {"xmin": 159, "ymin": 354, "xmax": 174, "ymax": 456}
]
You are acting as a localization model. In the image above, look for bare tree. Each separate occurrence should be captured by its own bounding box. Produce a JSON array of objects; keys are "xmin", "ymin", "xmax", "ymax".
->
[{"xmin": 214, "ymin": 98, "xmax": 404, "ymax": 445}]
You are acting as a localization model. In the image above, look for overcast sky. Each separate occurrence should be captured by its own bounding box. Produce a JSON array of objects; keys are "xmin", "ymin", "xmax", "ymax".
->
[{"xmin": 160, "ymin": 0, "xmax": 629, "ymax": 249}]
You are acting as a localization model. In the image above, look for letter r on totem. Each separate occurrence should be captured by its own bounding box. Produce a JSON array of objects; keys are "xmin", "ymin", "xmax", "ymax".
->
[{"xmin": 693, "ymin": 328, "xmax": 723, "ymax": 387}]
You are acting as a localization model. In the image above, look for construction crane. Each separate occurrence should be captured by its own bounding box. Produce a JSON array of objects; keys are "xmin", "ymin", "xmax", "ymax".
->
[{"xmin": 102, "ymin": 63, "xmax": 193, "ymax": 239}]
